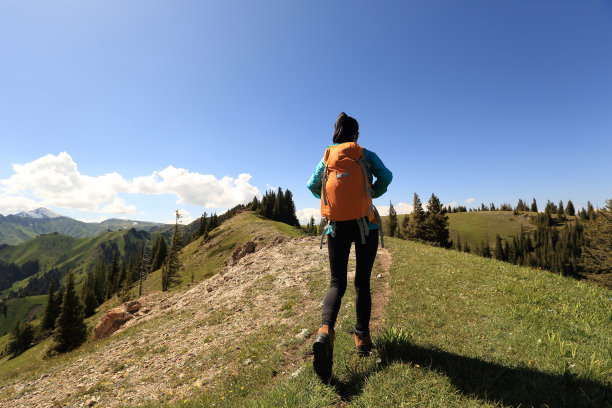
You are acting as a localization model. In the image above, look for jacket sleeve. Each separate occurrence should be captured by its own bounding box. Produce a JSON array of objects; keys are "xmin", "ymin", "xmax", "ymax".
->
[
  {"xmin": 306, "ymin": 159, "xmax": 325, "ymax": 199},
  {"xmin": 365, "ymin": 149, "xmax": 393, "ymax": 199}
]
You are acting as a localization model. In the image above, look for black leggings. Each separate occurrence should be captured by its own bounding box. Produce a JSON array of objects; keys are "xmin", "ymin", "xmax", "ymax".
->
[{"xmin": 321, "ymin": 220, "xmax": 379, "ymax": 335}]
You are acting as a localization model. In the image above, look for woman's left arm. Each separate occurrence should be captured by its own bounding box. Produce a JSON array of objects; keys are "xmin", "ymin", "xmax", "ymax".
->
[
  {"xmin": 364, "ymin": 150, "xmax": 393, "ymax": 198},
  {"xmin": 307, "ymin": 159, "xmax": 325, "ymax": 199}
]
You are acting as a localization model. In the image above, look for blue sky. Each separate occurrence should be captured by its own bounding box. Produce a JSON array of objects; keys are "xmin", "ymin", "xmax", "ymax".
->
[{"xmin": 1, "ymin": 1, "xmax": 611, "ymax": 224}]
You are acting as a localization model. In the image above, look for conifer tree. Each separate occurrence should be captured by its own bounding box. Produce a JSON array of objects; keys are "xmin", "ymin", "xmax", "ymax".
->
[
  {"xmin": 93, "ymin": 256, "xmax": 107, "ymax": 304},
  {"xmin": 272, "ymin": 187, "xmax": 284, "ymax": 221},
  {"xmin": 282, "ymin": 189, "xmax": 300, "ymax": 226},
  {"xmin": 41, "ymin": 280, "xmax": 58, "ymax": 331},
  {"xmin": 198, "ymin": 212, "xmax": 208, "ymax": 237},
  {"xmin": 581, "ymin": 199, "xmax": 612, "ymax": 274},
  {"xmin": 565, "ymin": 200, "xmax": 575, "ymax": 217},
  {"xmin": 388, "ymin": 201, "xmax": 398, "ymax": 237},
  {"xmin": 424, "ymin": 193, "xmax": 450, "ymax": 247},
  {"xmin": 400, "ymin": 214, "xmax": 409, "ymax": 239},
  {"xmin": 108, "ymin": 250, "xmax": 120, "ymax": 297},
  {"xmin": 557, "ymin": 200, "xmax": 565, "ymax": 221},
  {"xmin": 150, "ymin": 235, "xmax": 168, "ymax": 272},
  {"xmin": 587, "ymin": 201, "xmax": 596, "ymax": 220},
  {"xmin": 8, "ymin": 320, "xmax": 34, "ymax": 356},
  {"xmin": 494, "ymin": 235, "xmax": 505, "ymax": 261},
  {"xmin": 408, "ymin": 193, "xmax": 426, "ymax": 240},
  {"xmin": 530, "ymin": 198, "xmax": 538, "ymax": 212},
  {"xmin": 83, "ymin": 287, "xmax": 98, "ymax": 317},
  {"xmin": 162, "ymin": 211, "xmax": 182, "ymax": 291},
  {"xmin": 53, "ymin": 271, "xmax": 87, "ymax": 353}
]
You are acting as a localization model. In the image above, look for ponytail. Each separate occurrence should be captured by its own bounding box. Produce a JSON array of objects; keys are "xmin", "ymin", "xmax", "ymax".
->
[{"xmin": 333, "ymin": 112, "xmax": 359, "ymax": 144}]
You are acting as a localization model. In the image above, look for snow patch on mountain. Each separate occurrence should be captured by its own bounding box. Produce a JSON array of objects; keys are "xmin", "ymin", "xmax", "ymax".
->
[{"xmin": 15, "ymin": 207, "xmax": 63, "ymax": 219}]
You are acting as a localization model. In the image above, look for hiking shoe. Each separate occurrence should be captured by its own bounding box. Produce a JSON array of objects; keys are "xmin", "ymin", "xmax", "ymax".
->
[
  {"xmin": 313, "ymin": 325, "xmax": 335, "ymax": 382},
  {"xmin": 353, "ymin": 332, "xmax": 373, "ymax": 356}
]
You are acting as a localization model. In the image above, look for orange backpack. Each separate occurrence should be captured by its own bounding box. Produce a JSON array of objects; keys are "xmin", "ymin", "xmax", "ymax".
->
[{"xmin": 320, "ymin": 142, "xmax": 383, "ymax": 247}]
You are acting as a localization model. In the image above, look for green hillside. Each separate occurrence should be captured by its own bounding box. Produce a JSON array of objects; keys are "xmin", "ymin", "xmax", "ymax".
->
[
  {"xmin": 1, "ymin": 214, "xmax": 609, "ymax": 407},
  {"xmin": 447, "ymin": 210, "xmax": 537, "ymax": 249},
  {"xmin": 0, "ymin": 228, "xmax": 150, "ymax": 299},
  {"xmin": 0, "ymin": 213, "xmax": 165, "ymax": 246},
  {"xmin": 0, "ymin": 295, "xmax": 47, "ymax": 337}
]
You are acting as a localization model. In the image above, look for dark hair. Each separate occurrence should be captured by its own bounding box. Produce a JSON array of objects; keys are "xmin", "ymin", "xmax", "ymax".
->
[{"xmin": 333, "ymin": 112, "xmax": 359, "ymax": 144}]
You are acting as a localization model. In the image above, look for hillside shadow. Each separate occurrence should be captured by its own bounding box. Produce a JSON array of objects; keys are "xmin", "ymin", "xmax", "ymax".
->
[{"xmin": 331, "ymin": 338, "xmax": 612, "ymax": 407}]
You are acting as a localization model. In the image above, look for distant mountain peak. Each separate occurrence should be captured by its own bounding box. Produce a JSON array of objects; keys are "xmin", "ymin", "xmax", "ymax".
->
[{"xmin": 15, "ymin": 207, "xmax": 63, "ymax": 219}]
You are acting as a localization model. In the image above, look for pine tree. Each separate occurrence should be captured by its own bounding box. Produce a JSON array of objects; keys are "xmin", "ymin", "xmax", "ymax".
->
[
  {"xmin": 8, "ymin": 320, "xmax": 34, "ymax": 356},
  {"xmin": 198, "ymin": 212, "xmax": 208, "ymax": 237},
  {"xmin": 162, "ymin": 211, "xmax": 182, "ymax": 291},
  {"xmin": 581, "ymin": 199, "xmax": 612, "ymax": 274},
  {"xmin": 400, "ymin": 214, "xmax": 409, "ymax": 239},
  {"xmin": 108, "ymin": 250, "xmax": 120, "ymax": 297},
  {"xmin": 282, "ymin": 189, "xmax": 300, "ymax": 226},
  {"xmin": 41, "ymin": 280, "xmax": 58, "ymax": 331},
  {"xmin": 565, "ymin": 200, "xmax": 575, "ymax": 217},
  {"xmin": 530, "ymin": 198, "xmax": 538, "ymax": 213},
  {"xmin": 53, "ymin": 271, "xmax": 87, "ymax": 353},
  {"xmin": 388, "ymin": 201, "xmax": 398, "ymax": 237},
  {"xmin": 557, "ymin": 200, "xmax": 565, "ymax": 221},
  {"xmin": 150, "ymin": 235, "xmax": 168, "ymax": 272},
  {"xmin": 272, "ymin": 187, "xmax": 284, "ymax": 221},
  {"xmin": 587, "ymin": 201, "xmax": 594, "ymax": 220},
  {"xmin": 83, "ymin": 287, "xmax": 98, "ymax": 317},
  {"xmin": 408, "ymin": 193, "xmax": 426, "ymax": 240},
  {"xmin": 494, "ymin": 235, "xmax": 504, "ymax": 261},
  {"xmin": 424, "ymin": 193, "xmax": 450, "ymax": 247}
]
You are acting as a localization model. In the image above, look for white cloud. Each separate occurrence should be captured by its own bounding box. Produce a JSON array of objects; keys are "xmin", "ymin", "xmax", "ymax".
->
[
  {"xmin": 0, "ymin": 194, "xmax": 42, "ymax": 215},
  {"xmin": 296, "ymin": 208, "xmax": 320, "ymax": 225},
  {"xmin": 466, "ymin": 198, "xmax": 475, "ymax": 204},
  {"xmin": 133, "ymin": 166, "xmax": 259, "ymax": 208},
  {"xmin": 377, "ymin": 202, "xmax": 413, "ymax": 216},
  {"xmin": 0, "ymin": 152, "xmax": 261, "ymax": 216},
  {"xmin": 446, "ymin": 201, "xmax": 458, "ymax": 208},
  {"xmin": 165, "ymin": 209, "xmax": 195, "ymax": 225}
]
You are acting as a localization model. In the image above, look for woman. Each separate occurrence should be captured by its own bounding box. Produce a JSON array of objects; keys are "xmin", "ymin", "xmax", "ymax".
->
[{"xmin": 307, "ymin": 112, "xmax": 392, "ymax": 382}]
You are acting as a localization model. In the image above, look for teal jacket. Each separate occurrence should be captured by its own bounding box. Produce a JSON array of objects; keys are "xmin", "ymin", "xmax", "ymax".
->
[{"xmin": 307, "ymin": 144, "xmax": 393, "ymax": 231}]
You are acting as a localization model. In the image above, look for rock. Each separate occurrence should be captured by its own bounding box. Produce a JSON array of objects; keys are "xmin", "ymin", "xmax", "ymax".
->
[
  {"xmin": 295, "ymin": 328, "xmax": 309, "ymax": 339},
  {"xmin": 94, "ymin": 307, "xmax": 134, "ymax": 339},
  {"xmin": 231, "ymin": 241, "xmax": 256, "ymax": 264},
  {"xmin": 125, "ymin": 301, "xmax": 141, "ymax": 313},
  {"xmin": 376, "ymin": 273, "xmax": 382, "ymax": 279},
  {"xmin": 85, "ymin": 396, "xmax": 99, "ymax": 407}
]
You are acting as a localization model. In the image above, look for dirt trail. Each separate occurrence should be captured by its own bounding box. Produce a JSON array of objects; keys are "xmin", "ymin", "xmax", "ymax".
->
[{"xmin": 0, "ymin": 236, "xmax": 392, "ymax": 408}]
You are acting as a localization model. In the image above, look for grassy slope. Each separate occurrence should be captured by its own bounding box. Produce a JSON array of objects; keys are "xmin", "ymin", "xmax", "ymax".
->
[
  {"xmin": 175, "ymin": 238, "xmax": 611, "ymax": 407},
  {"xmin": 2, "ymin": 216, "xmax": 610, "ymax": 407},
  {"xmin": 447, "ymin": 211, "xmax": 537, "ymax": 249},
  {"xmin": 138, "ymin": 211, "xmax": 304, "ymax": 295},
  {"xmin": 0, "ymin": 295, "xmax": 47, "ymax": 338},
  {"xmin": 0, "ymin": 212, "xmax": 305, "ymax": 381}
]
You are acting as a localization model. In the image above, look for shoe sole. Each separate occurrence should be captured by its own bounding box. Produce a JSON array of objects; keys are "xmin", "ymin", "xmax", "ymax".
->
[{"xmin": 313, "ymin": 333, "xmax": 332, "ymax": 382}]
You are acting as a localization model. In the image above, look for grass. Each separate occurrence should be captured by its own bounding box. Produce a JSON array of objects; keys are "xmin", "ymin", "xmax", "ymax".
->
[
  {"xmin": 447, "ymin": 211, "xmax": 537, "ymax": 249},
  {"xmin": 150, "ymin": 237, "xmax": 610, "ymax": 408},
  {"xmin": 0, "ymin": 294, "xmax": 47, "ymax": 338},
  {"xmin": 136, "ymin": 211, "xmax": 304, "ymax": 296},
  {"xmin": 2, "ymin": 216, "xmax": 611, "ymax": 407}
]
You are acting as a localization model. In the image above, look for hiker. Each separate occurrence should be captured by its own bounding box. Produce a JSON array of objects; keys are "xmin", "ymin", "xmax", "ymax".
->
[{"xmin": 307, "ymin": 112, "xmax": 392, "ymax": 382}]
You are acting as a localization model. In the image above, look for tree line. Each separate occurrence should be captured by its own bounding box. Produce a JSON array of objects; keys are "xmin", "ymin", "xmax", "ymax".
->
[{"xmin": 387, "ymin": 193, "xmax": 451, "ymax": 248}]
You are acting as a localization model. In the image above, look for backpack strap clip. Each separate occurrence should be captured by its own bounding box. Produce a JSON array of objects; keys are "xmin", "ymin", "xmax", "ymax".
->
[{"xmin": 319, "ymin": 218, "xmax": 336, "ymax": 249}]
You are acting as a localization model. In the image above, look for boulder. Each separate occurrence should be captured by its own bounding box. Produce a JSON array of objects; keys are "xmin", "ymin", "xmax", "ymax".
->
[
  {"xmin": 94, "ymin": 301, "xmax": 143, "ymax": 339},
  {"xmin": 231, "ymin": 241, "xmax": 256, "ymax": 264}
]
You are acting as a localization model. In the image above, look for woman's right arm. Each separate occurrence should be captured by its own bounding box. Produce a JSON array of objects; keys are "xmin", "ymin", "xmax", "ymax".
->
[{"xmin": 306, "ymin": 159, "xmax": 325, "ymax": 199}]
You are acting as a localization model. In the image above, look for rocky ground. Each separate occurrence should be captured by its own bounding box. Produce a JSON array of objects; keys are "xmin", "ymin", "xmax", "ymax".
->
[{"xmin": 0, "ymin": 235, "xmax": 391, "ymax": 408}]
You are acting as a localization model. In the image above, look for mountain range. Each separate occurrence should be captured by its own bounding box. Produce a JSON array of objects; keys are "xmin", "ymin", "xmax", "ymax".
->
[{"xmin": 0, "ymin": 208, "xmax": 166, "ymax": 246}]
